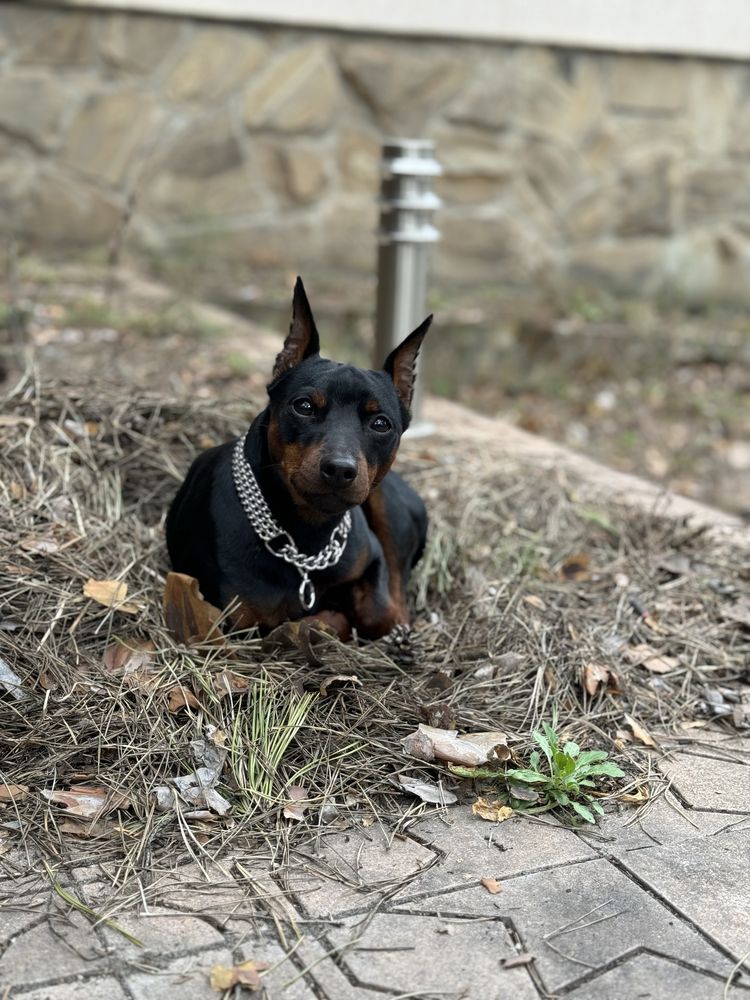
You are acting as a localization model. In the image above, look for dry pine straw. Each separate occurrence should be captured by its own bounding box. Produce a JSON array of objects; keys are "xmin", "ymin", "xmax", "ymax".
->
[{"xmin": 0, "ymin": 372, "xmax": 748, "ymax": 869}]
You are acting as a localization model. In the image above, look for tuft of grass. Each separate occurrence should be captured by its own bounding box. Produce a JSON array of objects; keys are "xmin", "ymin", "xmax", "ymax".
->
[
  {"xmin": 228, "ymin": 678, "xmax": 317, "ymax": 814},
  {"xmin": 63, "ymin": 300, "xmax": 121, "ymax": 329}
]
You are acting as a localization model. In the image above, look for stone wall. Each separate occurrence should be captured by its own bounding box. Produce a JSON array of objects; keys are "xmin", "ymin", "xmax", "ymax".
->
[{"xmin": 2, "ymin": 3, "xmax": 750, "ymax": 305}]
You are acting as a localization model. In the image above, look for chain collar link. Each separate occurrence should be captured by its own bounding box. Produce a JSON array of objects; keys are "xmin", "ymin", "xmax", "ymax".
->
[{"xmin": 232, "ymin": 432, "xmax": 352, "ymax": 611}]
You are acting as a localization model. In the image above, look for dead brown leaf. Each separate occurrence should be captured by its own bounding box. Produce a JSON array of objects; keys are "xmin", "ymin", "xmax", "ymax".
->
[
  {"xmin": 560, "ymin": 552, "xmax": 591, "ymax": 582},
  {"xmin": 523, "ymin": 594, "xmax": 546, "ymax": 611},
  {"xmin": 623, "ymin": 714, "xmax": 658, "ymax": 748},
  {"xmin": 658, "ymin": 554, "xmax": 692, "ymax": 576},
  {"xmin": 57, "ymin": 816, "xmax": 121, "ymax": 838},
  {"xmin": 213, "ymin": 670, "xmax": 249, "ymax": 699},
  {"xmin": 480, "ymin": 876, "xmax": 502, "ymax": 894},
  {"xmin": 471, "ymin": 798, "xmax": 513, "ymax": 823},
  {"xmin": 418, "ymin": 701, "xmax": 457, "ymax": 730},
  {"xmin": 397, "ymin": 775, "xmax": 458, "ymax": 805},
  {"xmin": 319, "ymin": 673, "xmax": 361, "ymax": 697},
  {"xmin": 283, "ymin": 785, "xmax": 309, "ymax": 821},
  {"xmin": 209, "ymin": 959, "xmax": 270, "ymax": 992},
  {"xmin": 83, "ymin": 578, "xmax": 139, "ymax": 615},
  {"xmin": 41, "ymin": 784, "xmax": 129, "ymax": 819},
  {"xmin": 624, "ymin": 644, "xmax": 679, "ymax": 673},
  {"xmin": 401, "ymin": 724, "xmax": 509, "ymax": 767},
  {"xmin": 20, "ymin": 535, "xmax": 59, "ymax": 554},
  {"xmin": 582, "ymin": 662, "xmax": 615, "ymax": 697},
  {"xmin": 0, "ymin": 783, "xmax": 29, "ymax": 804},
  {"xmin": 103, "ymin": 637, "xmax": 154, "ymax": 673},
  {"xmin": 617, "ymin": 786, "xmax": 650, "ymax": 805},
  {"xmin": 163, "ymin": 572, "xmax": 223, "ymax": 645},
  {"xmin": 167, "ymin": 685, "xmax": 202, "ymax": 713}
]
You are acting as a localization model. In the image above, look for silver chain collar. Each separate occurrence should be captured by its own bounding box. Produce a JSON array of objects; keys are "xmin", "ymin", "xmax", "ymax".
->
[{"xmin": 232, "ymin": 433, "xmax": 352, "ymax": 611}]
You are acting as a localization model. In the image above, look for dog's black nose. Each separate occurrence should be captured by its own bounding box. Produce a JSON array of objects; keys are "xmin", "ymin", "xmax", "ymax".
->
[{"xmin": 321, "ymin": 458, "xmax": 358, "ymax": 486}]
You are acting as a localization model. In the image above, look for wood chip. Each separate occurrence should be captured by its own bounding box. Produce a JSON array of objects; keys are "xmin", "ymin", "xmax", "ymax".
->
[{"xmin": 480, "ymin": 876, "xmax": 502, "ymax": 894}]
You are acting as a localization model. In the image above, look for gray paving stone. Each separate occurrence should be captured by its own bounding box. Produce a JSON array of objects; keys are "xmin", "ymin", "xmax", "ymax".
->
[
  {"xmin": 12, "ymin": 977, "xmax": 128, "ymax": 1000},
  {"xmin": 404, "ymin": 810, "xmax": 596, "ymax": 896},
  {"xmin": 0, "ymin": 910, "xmax": 107, "ymax": 987},
  {"xmin": 620, "ymin": 828, "xmax": 750, "ymax": 963},
  {"xmin": 235, "ymin": 938, "xmax": 318, "ymax": 998},
  {"xmin": 101, "ymin": 862, "xmax": 255, "ymax": 926},
  {"xmin": 95, "ymin": 903, "xmax": 224, "ymax": 959},
  {"xmin": 579, "ymin": 795, "xmax": 749, "ymax": 855},
  {"xmin": 566, "ymin": 952, "xmax": 730, "ymax": 1000},
  {"xmin": 391, "ymin": 857, "xmax": 734, "ymax": 992},
  {"xmin": 658, "ymin": 752, "xmax": 750, "ymax": 812},
  {"xmin": 0, "ymin": 906, "xmax": 44, "ymax": 945},
  {"xmin": 664, "ymin": 729, "xmax": 750, "ymax": 758},
  {"xmin": 287, "ymin": 827, "xmax": 439, "ymax": 918},
  {"xmin": 126, "ymin": 947, "xmax": 234, "ymax": 1000},
  {"xmin": 328, "ymin": 912, "xmax": 539, "ymax": 999},
  {"xmin": 288, "ymin": 933, "xmax": 383, "ymax": 999}
]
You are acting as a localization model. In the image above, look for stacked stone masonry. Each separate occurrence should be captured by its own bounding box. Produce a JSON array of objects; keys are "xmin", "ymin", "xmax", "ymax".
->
[{"xmin": 2, "ymin": 4, "xmax": 750, "ymax": 302}]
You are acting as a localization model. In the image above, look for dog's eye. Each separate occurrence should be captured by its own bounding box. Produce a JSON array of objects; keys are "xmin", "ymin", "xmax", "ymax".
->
[
  {"xmin": 370, "ymin": 414, "xmax": 392, "ymax": 433},
  {"xmin": 292, "ymin": 397, "xmax": 314, "ymax": 416}
]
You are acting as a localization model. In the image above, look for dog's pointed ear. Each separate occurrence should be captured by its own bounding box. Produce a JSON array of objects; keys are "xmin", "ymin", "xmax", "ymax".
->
[
  {"xmin": 272, "ymin": 277, "xmax": 320, "ymax": 380},
  {"xmin": 383, "ymin": 314, "xmax": 432, "ymax": 413}
]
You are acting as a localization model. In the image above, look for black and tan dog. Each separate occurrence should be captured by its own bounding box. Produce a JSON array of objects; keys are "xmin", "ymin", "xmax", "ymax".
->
[{"xmin": 166, "ymin": 278, "xmax": 431, "ymax": 640}]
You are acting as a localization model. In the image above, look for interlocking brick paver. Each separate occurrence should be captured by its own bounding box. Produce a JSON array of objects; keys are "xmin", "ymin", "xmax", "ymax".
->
[
  {"xmin": 126, "ymin": 947, "xmax": 234, "ymax": 1000},
  {"xmin": 0, "ymin": 911, "xmax": 107, "ymax": 988},
  {"xmin": 287, "ymin": 827, "xmax": 439, "ymax": 918},
  {"xmin": 579, "ymin": 797, "xmax": 749, "ymax": 855},
  {"xmin": 285, "ymin": 932, "xmax": 384, "ymax": 999},
  {"xmin": 403, "ymin": 810, "xmax": 596, "ymax": 896},
  {"xmin": 0, "ymin": 908, "xmax": 44, "ymax": 945},
  {"xmin": 391, "ymin": 856, "xmax": 734, "ymax": 992},
  {"xmin": 86, "ymin": 861, "xmax": 256, "ymax": 927},
  {"xmin": 235, "ymin": 939, "xmax": 318, "ymax": 998},
  {"xmin": 566, "ymin": 953, "xmax": 731, "ymax": 1000},
  {"xmin": 328, "ymin": 912, "xmax": 539, "ymax": 999},
  {"xmin": 620, "ymin": 828, "xmax": 750, "ymax": 962},
  {"xmin": 11, "ymin": 976, "xmax": 128, "ymax": 1000},
  {"xmin": 93, "ymin": 901, "xmax": 224, "ymax": 958},
  {"xmin": 658, "ymin": 752, "xmax": 750, "ymax": 812}
]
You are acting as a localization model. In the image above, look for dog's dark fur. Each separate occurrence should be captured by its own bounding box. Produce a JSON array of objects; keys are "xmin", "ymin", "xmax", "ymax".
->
[{"xmin": 166, "ymin": 278, "xmax": 431, "ymax": 640}]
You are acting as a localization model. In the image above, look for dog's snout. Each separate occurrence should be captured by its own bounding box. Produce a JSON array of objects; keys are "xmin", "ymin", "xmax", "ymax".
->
[{"xmin": 320, "ymin": 457, "xmax": 358, "ymax": 487}]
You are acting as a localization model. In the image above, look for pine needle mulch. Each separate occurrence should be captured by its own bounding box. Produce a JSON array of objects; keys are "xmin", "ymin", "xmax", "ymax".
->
[{"xmin": 1, "ymin": 371, "xmax": 748, "ymax": 886}]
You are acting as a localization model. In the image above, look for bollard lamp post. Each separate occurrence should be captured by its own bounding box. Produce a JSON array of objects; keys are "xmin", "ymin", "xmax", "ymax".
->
[{"xmin": 374, "ymin": 138, "xmax": 441, "ymax": 436}]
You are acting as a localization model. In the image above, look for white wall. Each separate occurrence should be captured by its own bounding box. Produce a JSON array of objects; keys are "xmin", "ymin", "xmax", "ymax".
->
[{"xmin": 53, "ymin": 0, "xmax": 750, "ymax": 59}]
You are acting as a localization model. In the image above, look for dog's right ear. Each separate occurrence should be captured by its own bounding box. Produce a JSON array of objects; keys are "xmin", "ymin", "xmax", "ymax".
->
[
  {"xmin": 272, "ymin": 277, "xmax": 320, "ymax": 380},
  {"xmin": 383, "ymin": 314, "xmax": 432, "ymax": 414}
]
